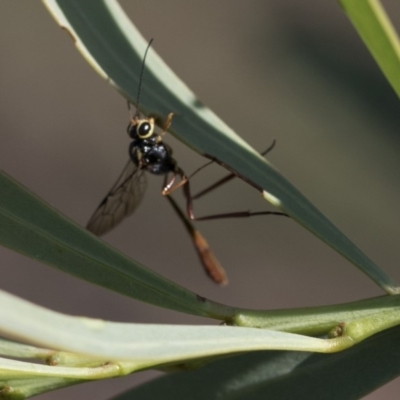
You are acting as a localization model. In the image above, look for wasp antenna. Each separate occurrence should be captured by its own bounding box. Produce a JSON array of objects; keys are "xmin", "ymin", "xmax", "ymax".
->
[
  {"xmin": 127, "ymin": 100, "xmax": 134, "ymax": 120},
  {"xmin": 134, "ymin": 38, "xmax": 154, "ymax": 118}
]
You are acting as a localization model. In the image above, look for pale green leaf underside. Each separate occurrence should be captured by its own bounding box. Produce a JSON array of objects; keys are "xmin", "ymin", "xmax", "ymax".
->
[
  {"xmin": 1, "ymin": 290, "xmax": 400, "ymax": 398},
  {"xmin": 114, "ymin": 325, "xmax": 400, "ymax": 400},
  {"xmin": 0, "ymin": 289, "xmax": 338, "ymax": 370},
  {"xmin": 42, "ymin": 0, "xmax": 399, "ymax": 293}
]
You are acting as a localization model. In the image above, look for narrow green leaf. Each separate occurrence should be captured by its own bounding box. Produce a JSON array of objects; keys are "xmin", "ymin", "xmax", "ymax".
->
[
  {"xmin": 1, "ymin": 377, "xmax": 81, "ymax": 399},
  {"xmin": 340, "ymin": 0, "xmax": 400, "ymax": 98},
  {"xmin": 232, "ymin": 294, "xmax": 400, "ymax": 334},
  {"xmin": 0, "ymin": 287, "xmax": 400, "ymax": 397},
  {"xmin": 113, "ymin": 325, "xmax": 400, "ymax": 400},
  {"xmin": 42, "ymin": 0, "xmax": 399, "ymax": 293},
  {"xmin": 0, "ymin": 171, "xmax": 234, "ymax": 320},
  {"xmin": 0, "ymin": 289, "xmax": 346, "ymax": 368}
]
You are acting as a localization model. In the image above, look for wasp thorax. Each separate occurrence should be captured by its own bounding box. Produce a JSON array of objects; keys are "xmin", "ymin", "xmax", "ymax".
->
[{"xmin": 128, "ymin": 119, "xmax": 154, "ymax": 140}]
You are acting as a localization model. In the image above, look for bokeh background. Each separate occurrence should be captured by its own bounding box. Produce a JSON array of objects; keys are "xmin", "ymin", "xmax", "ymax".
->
[{"xmin": 1, "ymin": 1, "xmax": 400, "ymax": 398}]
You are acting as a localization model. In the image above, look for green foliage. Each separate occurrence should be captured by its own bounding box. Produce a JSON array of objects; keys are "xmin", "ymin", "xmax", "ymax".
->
[{"xmin": 0, "ymin": 0, "xmax": 399, "ymax": 398}]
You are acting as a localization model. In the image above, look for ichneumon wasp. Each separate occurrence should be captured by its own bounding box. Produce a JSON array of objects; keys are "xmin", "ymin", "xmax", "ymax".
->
[{"xmin": 86, "ymin": 39, "xmax": 287, "ymax": 285}]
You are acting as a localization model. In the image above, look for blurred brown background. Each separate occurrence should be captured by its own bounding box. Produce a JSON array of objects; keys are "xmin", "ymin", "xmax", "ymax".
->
[{"xmin": 1, "ymin": 1, "xmax": 400, "ymax": 398}]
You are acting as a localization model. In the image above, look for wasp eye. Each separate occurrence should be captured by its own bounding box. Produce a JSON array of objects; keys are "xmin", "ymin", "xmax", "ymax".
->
[
  {"xmin": 137, "ymin": 122, "xmax": 152, "ymax": 138},
  {"xmin": 128, "ymin": 119, "xmax": 154, "ymax": 139}
]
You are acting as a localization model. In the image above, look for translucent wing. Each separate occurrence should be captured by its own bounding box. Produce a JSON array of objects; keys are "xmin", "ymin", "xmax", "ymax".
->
[{"xmin": 86, "ymin": 160, "xmax": 147, "ymax": 236}]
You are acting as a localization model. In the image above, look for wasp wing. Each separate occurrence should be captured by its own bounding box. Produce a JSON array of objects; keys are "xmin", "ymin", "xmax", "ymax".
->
[{"xmin": 86, "ymin": 160, "xmax": 147, "ymax": 236}]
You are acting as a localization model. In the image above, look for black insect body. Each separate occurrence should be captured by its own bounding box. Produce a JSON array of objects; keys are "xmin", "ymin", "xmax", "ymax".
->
[
  {"xmin": 86, "ymin": 109, "xmax": 228, "ymax": 285},
  {"xmin": 86, "ymin": 113, "xmax": 187, "ymax": 237},
  {"xmin": 128, "ymin": 117, "xmax": 177, "ymax": 175}
]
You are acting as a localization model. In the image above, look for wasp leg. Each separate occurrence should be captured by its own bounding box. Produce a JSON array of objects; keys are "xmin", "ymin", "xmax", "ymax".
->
[
  {"xmin": 159, "ymin": 112, "xmax": 174, "ymax": 136},
  {"xmin": 192, "ymin": 173, "xmax": 236, "ymax": 200},
  {"xmin": 162, "ymin": 168, "xmax": 188, "ymax": 195},
  {"xmin": 182, "ymin": 172, "xmax": 287, "ymax": 221},
  {"xmin": 165, "ymin": 194, "xmax": 228, "ymax": 285},
  {"xmin": 192, "ymin": 140, "xmax": 277, "ymax": 200}
]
